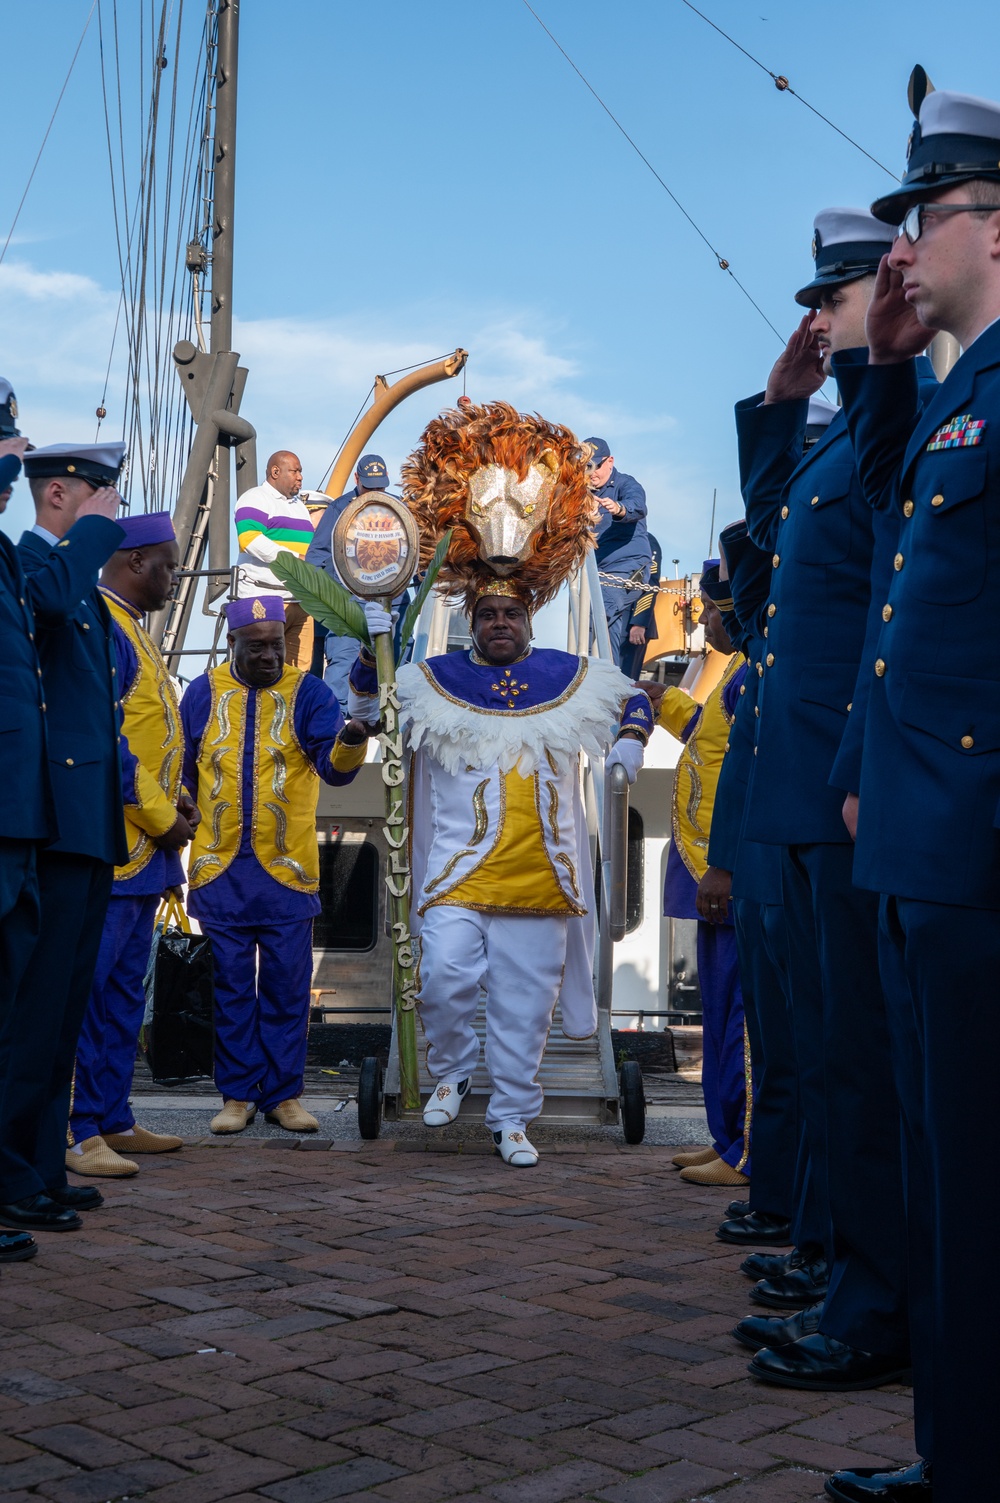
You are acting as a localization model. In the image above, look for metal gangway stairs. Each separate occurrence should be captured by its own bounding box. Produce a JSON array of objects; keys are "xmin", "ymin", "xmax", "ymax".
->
[{"xmin": 363, "ymin": 551, "xmax": 646, "ymax": 1142}]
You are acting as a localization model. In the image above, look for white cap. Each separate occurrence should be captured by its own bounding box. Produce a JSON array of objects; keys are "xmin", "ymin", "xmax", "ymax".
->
[{"xmin": 24, "ymin": 441, "xmax": 126, "ymax": 486}]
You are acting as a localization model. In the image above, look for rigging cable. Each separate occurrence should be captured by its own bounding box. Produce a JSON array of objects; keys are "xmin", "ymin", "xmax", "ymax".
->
[
  {"xmin": 518, "ymin": 1, "xmax": 783, "ymax": 342},
  {"xmin": 678, "ymin": 1, "xmax": 898, "ymax": 181},
  {"xmin": 0, "ymin": 0, "xmax": 99, "ymax": 268}
]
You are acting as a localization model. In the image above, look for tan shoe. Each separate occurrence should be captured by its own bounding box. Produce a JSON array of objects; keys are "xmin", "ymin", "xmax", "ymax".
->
[
  {"xmin": 265, "ymin": 1099, "xmax": 319, "ymax": 1133},
  {"xmin": 672, "ymin": 1145, "xmax": 719, "ymax": 1169},
  {"xmin": 103, "ymin": 1126, "xmax": 183, "ymax": 1154},
  {"xmin": 210, "ymin": 1100, "xmax": 257, "ymax": 1135},
  {"xmin": 680, "ymin": 1158, "xmax": 750, "ymax": 1187},
  {"xmin": 67, "ymin": 1136, "xmax": 139, "ymax": 1178}
]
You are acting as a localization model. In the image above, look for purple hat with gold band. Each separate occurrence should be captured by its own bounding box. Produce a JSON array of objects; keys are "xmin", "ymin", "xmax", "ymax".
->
[
  {"xmin": 226, "ymin": 595, "xmax": 286, "ymax": 629},
  {"xmin": 117, "ymin": 511, "xmax": 175, "ymax": 549}
]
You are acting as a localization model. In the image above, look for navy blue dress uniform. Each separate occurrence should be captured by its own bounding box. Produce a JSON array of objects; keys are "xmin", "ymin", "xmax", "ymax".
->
[
  {"xmin": 736, "ymin": 209, "xmax": 914, "ymax": 1380},
  {"xmin": 0, "ymin": 526, "xmax": 52, "ymax": 1053},
  {"xmin": 619, "ymin": 533, "xmax": 661, "ymax": 680},
  {"xmin": 829, "ymin": 89, "xmax": 1000, "ymax": 1503},
  {"xmin": 706, "ymin": 523, "xmax": 804, "ymax": 1244},
  {"xmin": 0, "ymin": 444, "xmax": 127, "ymax": 1228},
  {"xmin": 584, "ymin": 437, "xmax": 652, "ymax": 668}
]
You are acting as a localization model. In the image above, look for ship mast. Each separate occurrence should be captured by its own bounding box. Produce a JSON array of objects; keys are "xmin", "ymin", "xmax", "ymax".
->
[{"xmin": 151, "ymin": 0, "xmax": 257, "ymax": 665}]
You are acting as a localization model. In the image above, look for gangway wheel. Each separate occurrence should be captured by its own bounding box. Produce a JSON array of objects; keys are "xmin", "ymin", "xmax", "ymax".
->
[
  {"xmin": 619, "ymin": 1059, "xmax": 646, "ymax": 1144},
  {"xmin": 357, "ymin": 1057, "xmax": 383, "ymax": 1140}
]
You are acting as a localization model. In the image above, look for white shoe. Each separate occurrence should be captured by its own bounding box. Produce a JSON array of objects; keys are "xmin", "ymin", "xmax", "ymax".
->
[
  {"xmin": 422, "ymin": 1078, "xmax": 470, "ymax": 1127},
  {"xmin": 492, "ymin": 1127, "xmax": 539, "ymax": 1167}
]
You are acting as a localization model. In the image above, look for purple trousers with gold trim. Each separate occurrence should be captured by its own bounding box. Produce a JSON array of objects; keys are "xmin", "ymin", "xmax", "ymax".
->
[
  {"xmin": 697, "ymin": 919, "xmax": 750, "ymax": 1174},
  {"xmin": 202, "ymin": 919, "xmax": 314, "ymax": 1111}
]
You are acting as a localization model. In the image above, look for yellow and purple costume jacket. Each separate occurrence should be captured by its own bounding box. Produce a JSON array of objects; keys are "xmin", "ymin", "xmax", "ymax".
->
[
  {"xmin": 180, "ymin": 662, "xmax": 366, "ymax": 923},
  {"xmin": 380, "ymin": 646, "xmax": 652, "ymax": 1037},
  {"xmin": 660, "ymin": 653, "xmax": 746, "ymax": 920},
  {"xmin": 101, "ymin": 586, "xmax": 186, "ymax": 896}
]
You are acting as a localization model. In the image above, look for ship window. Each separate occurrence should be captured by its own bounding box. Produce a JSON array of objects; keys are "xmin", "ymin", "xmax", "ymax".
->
[
  {"xmin": 626, "ymin": 808, "xmax": 644, "ymax": 934},
  {"xmin": 315, "ymin": 840, "xmax": 378, "ymax": 951}
]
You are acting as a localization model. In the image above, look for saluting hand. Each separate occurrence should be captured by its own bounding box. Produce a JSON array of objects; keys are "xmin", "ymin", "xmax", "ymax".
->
[
  {"xmin": 764, "ymin": 314, "xmax": 826, "ymax": 404},
  {"xmin": 0, "ymin": 436, "xmax": 30, "ymax": 461},
  {"xmin": 866, "ymin": 255, "xmax": 932, "ymax": 365},
  {"xmin": 76, "ymin": 485, "xmax": 121, "ymax": 521}
]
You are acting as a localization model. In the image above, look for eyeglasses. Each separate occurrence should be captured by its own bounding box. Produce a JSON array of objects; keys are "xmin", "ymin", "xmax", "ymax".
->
[{"xmin": 897, "ymin": 202, "xmax": 994, "ymax": 244}]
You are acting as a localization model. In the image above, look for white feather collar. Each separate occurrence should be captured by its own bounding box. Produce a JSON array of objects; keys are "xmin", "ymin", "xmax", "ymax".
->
[{"xmin": 397, "ymin": 654, "xmax": 633, "ymax": 775}]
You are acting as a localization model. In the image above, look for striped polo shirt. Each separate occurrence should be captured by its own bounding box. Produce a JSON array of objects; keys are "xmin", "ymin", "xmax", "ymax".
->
[{"xmin": 234, "ymin": 481, "xmax": 316, "ymax": 596}]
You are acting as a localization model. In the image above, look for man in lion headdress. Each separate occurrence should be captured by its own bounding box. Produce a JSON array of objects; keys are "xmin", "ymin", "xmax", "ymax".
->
[{"xmin": 349, "ymin": 401, "xmax": 653, "ymax": 1165}]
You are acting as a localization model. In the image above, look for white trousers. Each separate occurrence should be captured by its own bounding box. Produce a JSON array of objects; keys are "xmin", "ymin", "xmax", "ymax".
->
[{"xmin": 417, "ymin": 906, "xmax": 568, "ymax": 1131}]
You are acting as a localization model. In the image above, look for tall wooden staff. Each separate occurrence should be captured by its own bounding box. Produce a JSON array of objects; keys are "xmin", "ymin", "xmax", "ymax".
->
[
  {"xmin": 332, "ymin": 493, "xmax": 421, "ymax": 1108},
  {"xmin": 273, "ymin": 497, "xmax": 448, "ymax": 1113}
]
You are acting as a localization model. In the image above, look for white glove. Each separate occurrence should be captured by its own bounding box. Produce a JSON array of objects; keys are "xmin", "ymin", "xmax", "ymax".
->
[
  {"xmin": 606, "ymin": 736, "xmax": 644, "ymax": 786},
  {"xmin": 347, "ymin": 688, "xmax": 380, "ymax": 723},
  {"xmin": 363, "ymin": 601, "xmax": 394, "ymax": 638}
]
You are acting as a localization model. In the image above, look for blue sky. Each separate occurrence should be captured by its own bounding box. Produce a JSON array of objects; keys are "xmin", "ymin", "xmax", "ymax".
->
[{"xmin": 3, "ymin": 0, "xmax": 1000, "ymax": 571}]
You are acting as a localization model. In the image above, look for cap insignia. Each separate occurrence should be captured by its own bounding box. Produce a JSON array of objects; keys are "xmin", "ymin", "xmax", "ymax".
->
[
  {"xmin": 252, "ymin": 599, "xmax": 267, "ymax": 620},
  {"xmin": 67, "ymin": 464, "xmax": 76, "ymax": 473}
]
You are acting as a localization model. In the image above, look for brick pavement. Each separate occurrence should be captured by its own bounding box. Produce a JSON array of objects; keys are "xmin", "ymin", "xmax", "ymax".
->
[{"xmin": 0, "ymin": 1136, "xmax": 914, "ymax": 1502}]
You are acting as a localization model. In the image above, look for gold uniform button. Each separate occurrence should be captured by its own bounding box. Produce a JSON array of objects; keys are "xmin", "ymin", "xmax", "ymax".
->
[
  {"xmin": 724, "ymin": 742, "xmax": 730, "ymax": 753},
  {"xmin": 82, "ymin": 622, "xmax": 90, "ymax": 631},
  {"xmin": 903, "ymin": 500, "xmax": 914, "ymax": 517},
  {"xmin": 894, "ymin": 553, "xmax": 904, "ymax": 571},
  {"xmin": 66, "ymin": 758, "xmax": 74, "ymax": 767},
  {"xmin": 739, "ymin": 684, "xmax": 746, "ymax": 696},
  {"xmin": 764, "ymin": 625, "xmax": 769, "ymax": 638},
  {"xmin": 773, "ymin": 554, "xmax": 780, "ymax": 568},
  {"xmin": 781, "ymin": 505, "xmax": 789, "ymax": 519},
  {"xmin": 766, "ymin": 653, "xmax": 775, "ymax": 666},
  {"xmin": 882, "ymin": 604, "xmax": 893, "ymax": 622},
  {"xmin": 40, "ymin": 702, "xmax": 46, "ymax": 711},
  {"xmin": 931, "ymin": 493, "xmax": 944, "ymax": 507},
  {"xmin": 767, "ymin": 603, "xmax": 776, "ymax": 618},
  {"xmin": 847, "ymin": 702, "xmax": 853, "ymax": 712},
  {"xmin": 811, "ymin": 495, "xmax": 819, "ymax": 507},
  {"xmin": 754, "ymin": 746, "xmax": 758, "ymax": 756},
  {"xmin": 757, "ymin": 665, "xmax": 764, "ymax": 678},
  {"xmin": 961, "ymin": 734, "xmax": 975, "ymax": 749},
  {"xmin": 875, "ymin": 659, "xmax": 886, "ymax": 677},
  {"xmin": 36, "ymin": 668, "xmax": 42, "ymax": 677},
  {"xmin": 754, "ymin": 706, "xmax": 760, "ymax": 718}
]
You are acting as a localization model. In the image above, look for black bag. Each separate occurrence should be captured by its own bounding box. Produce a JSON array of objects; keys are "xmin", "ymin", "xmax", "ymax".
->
[{"xmin": 144, "ymin": 897, "xmax": 215, "ymax": 1083}]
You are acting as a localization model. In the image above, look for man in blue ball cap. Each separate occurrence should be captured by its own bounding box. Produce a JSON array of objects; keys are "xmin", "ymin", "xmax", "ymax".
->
[
  {"xmin": 583, "ymin": 438, "xmax": 652, "ymax": 669},
  {"xmin": 305, "ymin": 455, "xmax": 405, "ymax": 699},
  {"xmin": 826, "ymin": 83, "xmax": 1000, "ymax": 1503}
]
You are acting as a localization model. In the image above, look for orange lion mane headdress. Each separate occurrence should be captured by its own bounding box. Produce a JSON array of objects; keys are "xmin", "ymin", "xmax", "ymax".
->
[{"xmin": 401, "ymin": 400, "xmax": 597, "ymax": 615}]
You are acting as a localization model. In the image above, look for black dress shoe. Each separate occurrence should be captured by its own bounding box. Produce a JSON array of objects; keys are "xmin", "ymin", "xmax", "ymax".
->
[
  {"xmin": 47, "ymin": 1184, "xmax": 104, "ymax": 1211},
  {"xmin": 0, "ymin": 1231, "xmax": 38, "ymax": 1263},
  {"xmin": 717, "ymin": 1211, "xmax": 792, "ymax": 1246},
  {"xmin": 749, "ymin": 1332, "xmax": 912, "ymax": 1391},
  {"xmin": 733, "ymin": 1301, "xmax": 823, "ymax": 1352},
  {"xmin": 0, "ymin": 1194, "xmax": 82, "ymax": 1232},
  {"xmin": 825, "ymin": 1461, "xmax": 931, "ymax": 1501},
  {"xmin": 726, "ymin": 1199, "xmax": 752, "ymax": 1218},
  {"xmin": 740, "ymin": 1239, "xmax": 824, "ymax": 1281},
  {"xmin": 750, "ymin": 1257, "xmax": 829, "ymax": 1309}
]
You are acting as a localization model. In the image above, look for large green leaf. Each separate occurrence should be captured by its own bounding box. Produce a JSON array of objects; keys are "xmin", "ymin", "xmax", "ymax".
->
[
  {"xmin": 396, "ymin": 530, "xmax": 453, "ymax": 664},
  {"xmin": 271, "ymin": 551, "xmax": 370, "ymax": 644}
]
